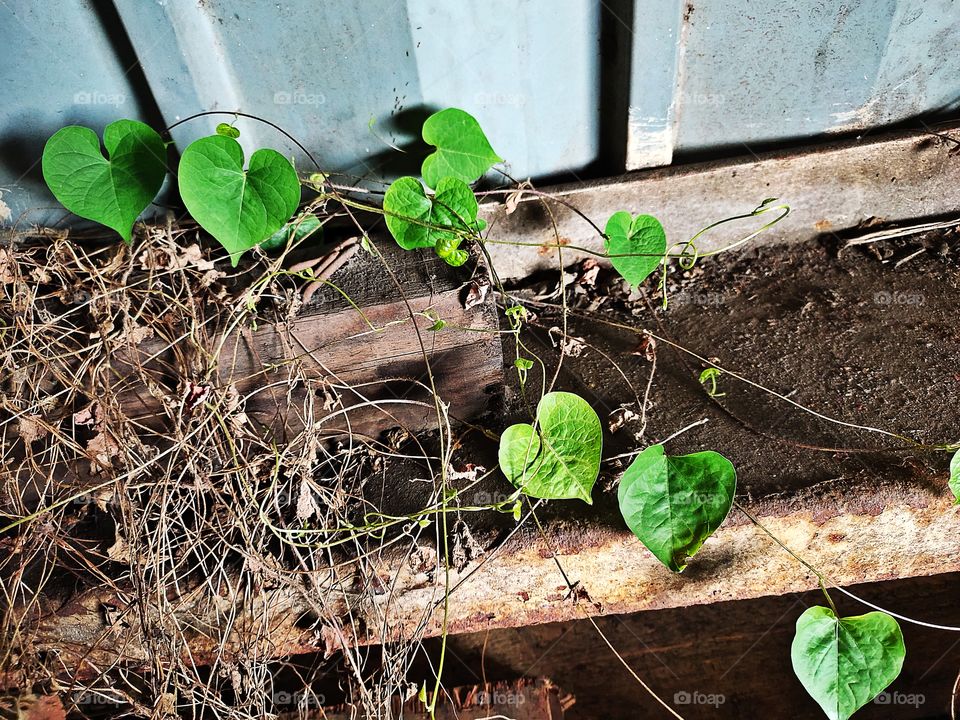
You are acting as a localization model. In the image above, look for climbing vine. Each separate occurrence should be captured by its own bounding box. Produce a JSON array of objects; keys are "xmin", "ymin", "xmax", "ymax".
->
[{"xmin": 32, "ymin": 106, "xmax": 960, "ymax": 720}]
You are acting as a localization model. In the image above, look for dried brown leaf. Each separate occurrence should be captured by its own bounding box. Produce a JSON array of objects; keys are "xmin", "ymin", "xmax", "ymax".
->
[
  {"xmin": 17, "ymin": 414, "xmax": 46, "ymax": 444},
  {"xmin": 22, "ymin": 694, "xmax": 66, "ymax": 720},
  {"xmin": 0, "ymin": 248, "xmax": 16, "ymax": 284},
  {"xmin": 87, "ymin": 431, "xmax": 120, "ymax": 472},
  {"xmin": 107, "ymin": 532, "xmax": 130, "ymax": 563}
]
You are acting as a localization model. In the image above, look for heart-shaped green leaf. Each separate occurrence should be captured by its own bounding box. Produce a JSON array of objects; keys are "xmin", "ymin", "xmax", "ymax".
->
[
  {"xmin": 177, "ymin": 135, "xmax": 300, "ymax": 266},
  {"xmin": 618, "ymin": 445, "xmax": 735, "ymax": 571},
  {"xmin": 41, "ymin": 120, "xmax": 166, "ymax": 243},
  {"xmin": 792, "ymin": 607, "xmax": 905, "ymax": 720},
  {"xmin": 421, "ymin": 108, "xmax": 502, "ymax": 189},
  {"xmin": 950, "ymin": 449, "xmax": 960, "ymax": 503},
  {"xmin": 604, "ymin": 212, "xmax": 667, "ymax": 287},
  {"xmin": 498, "ymin": 392, "xmax": 602, "ymax": 504},
  {"xmin": 383, "ymin": 176, "xmax": 485, "ymax": 266}
]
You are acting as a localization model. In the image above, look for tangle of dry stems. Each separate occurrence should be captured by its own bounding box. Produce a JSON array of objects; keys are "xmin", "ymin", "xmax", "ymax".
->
[{"xmin": 0, "ymin": 224, "xmax": 455, "ymax": 719}]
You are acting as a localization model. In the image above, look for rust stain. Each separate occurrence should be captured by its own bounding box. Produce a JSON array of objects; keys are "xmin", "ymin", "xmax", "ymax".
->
[
  {"xmin": 538, "ymin": 237, "xmax": 570, "ymax": 256},
  {"xmin": 18, "ymin": 488, "xmax": 958, "ymax": 682}
]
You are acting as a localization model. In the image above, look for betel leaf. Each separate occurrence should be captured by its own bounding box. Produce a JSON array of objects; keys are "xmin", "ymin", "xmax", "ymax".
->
[
  {"xmin": 604, "ymin": 212, "xmax": 667, "ymax": 287},
  {"xmin": 792, "ymin": 607, "xmax": 905, "ymax": 720},
  {"xmin": 260, "ymin": 213, "xmax": 322, "ymax": 252},
  {"xmin": 498, "ymin": 392, "xmax": 602, "ymax": 504},
  {"xmin": 617, "ymin": 445, "xmax": 735, "ymax": 572},
  {"xmin": 421, "ymin": 108, "xmax": 502, "ymax": 189},
  {"xmin": 178, "ymin": 135, "xmax": 300, "ymax": 266},
  {"xmin": 950, "ymin": 449, "xmax": 960, "ymax": 503},
  {"xmin": 41, "ymin": 120, "xmax": 166, "ymax": 243},
  {"xmin": 383, "ymin": 176, "xmax": 485, "ymax": 266}
]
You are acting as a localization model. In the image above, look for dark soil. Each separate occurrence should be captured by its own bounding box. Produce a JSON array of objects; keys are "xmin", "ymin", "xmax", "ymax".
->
[{"xmin": 428, "ymin": 230, "xmax": 960, "ymax": 543}]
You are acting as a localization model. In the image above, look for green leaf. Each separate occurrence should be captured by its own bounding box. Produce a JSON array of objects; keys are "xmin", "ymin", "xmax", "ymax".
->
[
  {"xmin": 791, "ymin": 607, "xmax": 905, "ymax": 720},
  {"xmin": 604, "ymin": 212, "xmax": 667, "ymax": 287},
  {"xmin": 498, "ymin": 392, "xmax": 602, "ymax": 504},
  {"xmin": 216, "ymin": 122, "xmax": 240, "ymax": 139},
  {"xmin": 383, "ymin": 176, "xmax": 485, "ymax": 263},
  {"xmin": 260, "ymin": 213, "xmax": 322, "ymax": 252},
  {"xmin": 950, "ymin": 449, "xmax": 960, "ymax": 503},
  {"xmin": 421, "ymin": 108, "xmax": 502, "ymax": 189},
  {"xmin": 178, "ymin": 135, "xmax": 300, "ymax": 266},
  {"xmin": 617, "ymin": 445, "xmax": 735, "ymax": 571},
  {"xmin": 698, "ymin": 367, "xmax": 725, "ymax": 397},
  {"xmin": 41, "ymin": 120, "xmax": 166, "ymax": 243}
]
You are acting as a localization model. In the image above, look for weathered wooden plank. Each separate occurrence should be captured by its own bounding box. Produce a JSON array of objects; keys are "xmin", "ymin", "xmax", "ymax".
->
[
  {"xmin": 367, "ymin": 485, "xmax": 960, "ymax": 640},
  {"xmin": 114, "ymin": 243, "xmax": 503, "ymax": 438},
  {"xmin": 482, "ymin": 123, "xmax": 960, "ymax": 279},
  {"xmin": 19, "ymin": 481, "xmax": 960, "ymax": 681}
]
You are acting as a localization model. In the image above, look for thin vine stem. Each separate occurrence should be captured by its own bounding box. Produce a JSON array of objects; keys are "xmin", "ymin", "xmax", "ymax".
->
[{"xmin": 736, "ymin": 501, "xmax": 960, "ymax": 631}]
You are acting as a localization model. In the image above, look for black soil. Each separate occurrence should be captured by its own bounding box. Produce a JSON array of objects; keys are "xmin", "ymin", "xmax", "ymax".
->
[{"xmin": 410, "ymin": 230, "xmax": 960, "ymax": 540}]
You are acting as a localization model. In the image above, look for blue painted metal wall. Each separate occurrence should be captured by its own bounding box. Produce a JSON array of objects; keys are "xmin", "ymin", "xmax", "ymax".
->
[{"xmin": 2, "ymin": 0, "xmax": 958, "ymax": 227}]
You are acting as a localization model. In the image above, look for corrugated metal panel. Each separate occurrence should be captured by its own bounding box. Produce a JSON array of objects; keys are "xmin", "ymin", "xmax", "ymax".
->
[
  {"xmin": 675, "ymin": 0, "xmax": 960, "ymax": 150},
  {"xmin": 0, "ymin": 0, "xmax": 159, "ymax": 227},
  {"xmin": 2, "ymin": 0, "xmax": 959, "ymax": 227},
  {"xmin": 114, "ymin": 0, "xmax": 601, "ymax": 182},
  {"xmin": 625, "ymin": 0, "xmax": 684, "ymax": 169},
  {"xmin": 637, "ymin": 0, "xmax": 960, "ymax": 167}
]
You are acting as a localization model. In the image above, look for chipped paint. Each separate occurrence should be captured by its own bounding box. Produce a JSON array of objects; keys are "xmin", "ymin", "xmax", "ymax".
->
[{"xmin": 625, "ymin": 110, "xmax": 674, "ymax": 169}]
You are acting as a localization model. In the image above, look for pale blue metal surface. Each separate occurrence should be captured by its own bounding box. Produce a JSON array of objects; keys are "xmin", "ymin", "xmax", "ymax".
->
[
  {"xmin": 657, "ymin": 0, "xmax": 960, "ymax": 162},
  {"xmin": 0, "ymin": 0, "xmax": 158, "ymax": 227},
  {"xmin": 676, "ymin": 0, "xmax": 960, "ymax": 152},
  {"xmin": 625, "ymin": 0, "xmax": 684, "ymax": 169},
  {"xmin": 406, "ymin": 0, "xmax": 601, "ymax": 181},
  {"xmin": 113, "ymin": 0, "xmax": 601, "ymax": 183},
  {"xmin": 3, "ymin": 0, "xmax": 960, "ymax": 227}
]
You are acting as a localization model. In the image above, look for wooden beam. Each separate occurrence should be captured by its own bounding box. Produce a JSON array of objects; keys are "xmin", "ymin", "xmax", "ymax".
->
[
  {"xmin": 442, "ymin": 574, "xmax": 960, "ymax": 720},
  {"xmin": 20, "ymin": 482, "xmax": 959, "ymax": 681},
  {"xmin": 481, "ymin": 123, "xmax": 960, "ymax": 279},
  {"xmin": 114, "ymin": 243, "xmax": 503, "ymax": 439}
]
